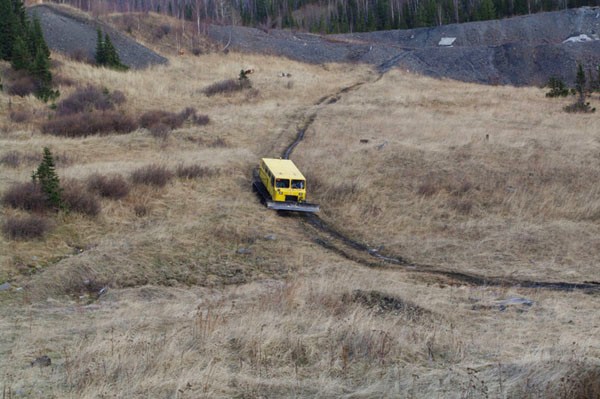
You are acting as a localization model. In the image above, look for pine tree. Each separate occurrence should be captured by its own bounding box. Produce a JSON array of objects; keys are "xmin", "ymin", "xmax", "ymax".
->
[
  {"xmin": 10, "ymin": 34, "xmax": 29, "ymax": 70},
  {"xmin": 32, "ymin": 147, "xmax": 63, "ymax": 210},
  {"xmin": 30, "ymin": 16, "xmax": 50, "ymax": 59},
  {"xmin": 545, "ymin": 76, "xmax": 569, "ymax": 97},
  {"xmin": 478, "ymin": 0, "xmax": 496, "ymax": 20},
  {"xmin": 575, "ymin": 62, "xmax": 586, "ymax": 104},
  {"xmin": 95, "ymin": 28, "xmax": 107, "ymax": 65},
  {"xmin": 11, "ymin": 0, "xmax": 26, "ymax": 27},
  {"xmin": 95, "ymin": 29, "xmax": 128, "ymax": 70},
  {"xmin": 31, "ymin": 45, "xmax": 52, "ymax": 85},
  {"xmin": 103, "ymin": 33, "xmax": 118, "ymax": 66},
  {"xmin": 0, "ymin": 0, "xmax": 17, "ymax": 60}
]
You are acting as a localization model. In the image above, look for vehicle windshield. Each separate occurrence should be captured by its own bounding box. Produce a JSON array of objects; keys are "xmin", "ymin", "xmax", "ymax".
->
[
  {"xmin": 276, "ymin": 178, "xmax": 290, "ymax": 188},
  {"xmin": 291, "ymin": 180, "xmax": 305, "ymax": 189}
]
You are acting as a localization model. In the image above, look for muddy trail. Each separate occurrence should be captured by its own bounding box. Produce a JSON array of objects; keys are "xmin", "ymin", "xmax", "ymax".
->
[{"xmin": 277, "ymin": 73, "xmax": 600, "ymax": 294}]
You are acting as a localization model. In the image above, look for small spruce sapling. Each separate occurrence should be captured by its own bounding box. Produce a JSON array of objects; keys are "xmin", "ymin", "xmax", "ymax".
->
[
  {"xmin": 545, "ymin": 77, "xmax": 569, "ymax": 97},
  {"xmin": 32, "ymin": 147, "xmax": 63, "ymax": 210},
  {"xmin": 564, "ymin": 62, "xmax": 596, "ymax": 113}
]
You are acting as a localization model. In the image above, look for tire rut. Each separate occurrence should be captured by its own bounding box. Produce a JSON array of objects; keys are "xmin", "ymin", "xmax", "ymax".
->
[{"xmin": 277, "ymin": 71, "xmax": 600, "ymax": 294}]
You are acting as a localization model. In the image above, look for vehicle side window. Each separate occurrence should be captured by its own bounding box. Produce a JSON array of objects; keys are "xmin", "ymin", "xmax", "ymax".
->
[{"xmin": 270, "ymin": 176, "xmax": 274, "ymax": 187}]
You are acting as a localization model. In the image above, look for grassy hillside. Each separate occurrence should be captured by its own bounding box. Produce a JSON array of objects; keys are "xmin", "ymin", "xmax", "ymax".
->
[{"xmin": 1, "ymin": 38, "xmax": 599, "ymax": 398}]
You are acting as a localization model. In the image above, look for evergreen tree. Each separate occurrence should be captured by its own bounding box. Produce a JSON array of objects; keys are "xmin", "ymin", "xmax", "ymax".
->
[
  {"xmin": 478, "ymin": 0, "xmax": 496, "ymax": 20},
  {"xmin": 575, "ymin": 62, "xmax": 586, "ymax": 104},
  {"xmin": 95, "ymin": 28, "xmax": 107, "ymax": 65},
  {"xmin": 11, "ymin": 0, "xmax": 26, "ymax": 27},
  {"xmin": 1, "ymin": 0, "xmax": 56, "ymax": 101},
  {"xmin": 0, "ymin": 0, "xmax": 17, "ymax": 60},
  {"xmin": 29, "ymin": 16, "xmax": 50, "ymax": 59},
  {"xmin": 95, "ymin": 29, "xmax": 128, "ymax": 70},
  {"xmin": 103, "ymin": 33, "xmax": 118, "ymax": 65},
  {"xmin": 32, "ymin": 147, "xmax": 63, "ymax": 210},
  {"xmin": 31, "ymin": 44, "xmax": 52, "ymax": 86},
  {"xmin": 545, "ymin": 76, "xmax": 569, "ymax": 97},
  {"xmin": 10, "ymin": 34, "xmax": 29, "ymax": 70}
]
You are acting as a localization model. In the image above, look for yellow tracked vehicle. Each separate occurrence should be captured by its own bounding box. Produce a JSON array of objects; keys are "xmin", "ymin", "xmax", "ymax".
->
[{"xmin": 253, "ymin": 158, "xmax": 319, "ymax": 213}]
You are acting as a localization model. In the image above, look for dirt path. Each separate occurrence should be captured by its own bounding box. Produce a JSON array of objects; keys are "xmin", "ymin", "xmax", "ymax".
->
[{"xmin": 276, "ymin": 73, "xmax": 600, "ymax": 294}]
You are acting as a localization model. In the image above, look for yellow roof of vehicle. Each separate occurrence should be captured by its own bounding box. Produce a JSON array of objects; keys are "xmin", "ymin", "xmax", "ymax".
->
[{"xmin": 262, "ymin": 158, "xmax": 306, "ymax": 180}]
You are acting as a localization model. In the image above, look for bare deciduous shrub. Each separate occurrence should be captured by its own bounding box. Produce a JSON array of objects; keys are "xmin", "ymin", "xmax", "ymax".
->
[
  {"xmin": 56, "ymin": 85, "xmax": 124, "ymax": 116},
  {"xmin": 139, "ymin": 108, "xmax": 208, "ymax": 137},
  {"xmin": 62, "ymin": 180, "xmax": 101, "ymax": 217},
  {"xmin": 202, "ymin": 79, "xmax": 247, "ymax": 97},
  {"xmin": 176, "ymin": 163, "xmax": 219, "ymax": 179},
  {"xmin": 2, "ymin": 215, "xmax": 52, "ymax": 240},
  {"xmin": 111, "ymin": 90, "xmax": 126, "ymax": 105},
  {"xmin": 448, "ymin": 198, "xmax": 473, "ymax": 215},
  {"xmin": 134, "ymin": 203, "xmax": 149, "ymax": 217},
  {"xmin": 1, "ymin": 182, "xmax": 49, "ymax": 212},
  {"xmin": 139, "ymin": 108, "xmax": 200, "ymax": 130},
  {"xmin": 68, "ymin": 48, "xmax": 93, "ymax": 64},
  {"xmin": 9, "ymin": 109, "xmax": 31, "ymax": 123},
  {"xmin": 139, "ymin": 110, "xmax": 177, "ymax": 129},
  {"xmin": 149, "ymin": 123, "xmax": 170, "ymax": 140},
  {"xmin": 42, "ymin": 111, "xmax": 137, "ymax": 137},
  {"xmin": 0, "ymin": 151, "xmax": 21, "ymax": 168},
  {"xmin": 130, "ymin": 164, "xmax": 173, "ymax": 187},
  {"xmin": 208, "ymin": 137, "xmax": 228, "ymax": 147},
  {"xmin": 450, "ymin": 179, "xmax": 473, "ymax": 196},
  {"xmin": 245, "ymin": 88, "xmax": 260, "ymax": 99},
  {"xmin": 416, "ymin": 181, "xmax": 438, "ymax": 197},
  {"xmin": 193, "ymin": 113, "xmax": 210, "ymax": 126},
  {"xmin": 86, "ymin": 174, "xmax": 130, "ymax": 199},
  {"xmin": 153, "ymin": 24, "xmax": 171, "ymax": 39},
  {"xmin": 6, "ymin": 74, "xmax": 38, "ymax": 97}
]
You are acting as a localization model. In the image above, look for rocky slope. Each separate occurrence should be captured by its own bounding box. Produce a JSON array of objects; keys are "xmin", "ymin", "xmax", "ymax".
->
[{"xmin": 31, "ymin": 3, "xmax": 600, "ymax": 85}]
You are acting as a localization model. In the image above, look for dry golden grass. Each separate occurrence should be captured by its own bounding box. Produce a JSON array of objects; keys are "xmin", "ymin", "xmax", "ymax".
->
[
  {"xmin": 296, "ymin": 71, "xmax": 600, "ymax": 281},
  {"xmin": 1, "ymin": 30, "xmax": 599, "ymax": 398}
]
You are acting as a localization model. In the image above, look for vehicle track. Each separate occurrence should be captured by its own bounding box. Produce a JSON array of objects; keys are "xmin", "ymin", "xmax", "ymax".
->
[{"xmin": 277, "ymin": 68, "xmax": 600, "ymax": 294}]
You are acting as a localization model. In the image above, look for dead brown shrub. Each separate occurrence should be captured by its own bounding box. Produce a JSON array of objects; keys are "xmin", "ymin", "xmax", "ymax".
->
[
  {"xmin": 134, "ymin": 203, "xmax": 150, "ymax": 217},
  {"xmin": 448, "ymin": 198, "xmax": 473, "ymax": 215},
  {"xmin": 0, "ymin": 151, "xmax": 22, "ymax": 168},
  {"xmin": 62, "ymin": 180, "xmax": 101, "ymax": 217},
  {"xmin": 67, "ymin": 48, "xmax": 93, "ymax": 64},
  {"xmin": 130, "ymin": 164, "xmax": 173, "ymax": 187},
  {"xmin": 41, "ymin": 111, "xmax": 137, "ymax": 137},
  {"xmin": 416, "ymin": 181, "xmax": 438, "ymax": 197},
  {"xmin": 2, "ymin": 215, "xmax": 52, "ymax": 240},
  {"xmin": 6, "ymin": 74, "xmax": 38, "ymax": 97},
  {"xmin": 149, "ymin": 123, "xmax": 170, "ymax": 140},
  {"xmin": 202, "ymin": 79, "xmax": 248, "ymax": 97},
  {"xmin": 208, "ymin": 137, "xmax": 228, "ymax": 147},
  {"xmin": 1, "ymin": 182, "xmax": 49, "ymax": 212},
  {"xmin": 9, "ymin": 109, "xmax": 32, "ymax": 123},
  {"xmin": 176, "ymin": 163, "xmax": 219, "ymax": 179},
  {"xmin": 86, "ymin": 174, "xmax": 130, "ymax": 199},
  {"xmin": 56, "ymin": 85, "xmax": 125, "ymax": 116}
]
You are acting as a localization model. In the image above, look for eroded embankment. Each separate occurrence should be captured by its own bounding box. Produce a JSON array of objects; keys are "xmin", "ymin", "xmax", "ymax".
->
[{"xmin": 276, "ymin": 73, "xmax": 600, "ymax": 294}]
